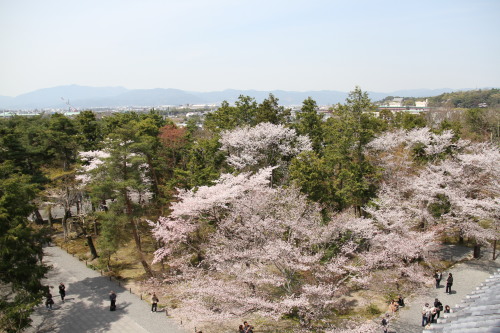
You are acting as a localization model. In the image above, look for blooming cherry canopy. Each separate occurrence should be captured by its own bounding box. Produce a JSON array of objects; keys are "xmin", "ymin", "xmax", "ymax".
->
[
  {"xmin": 368, "ymin": 128, "xmax": 500, "ymax": 246},
  {"xmin": 148, "ymin": 126, "xmax": 498, "ymax": 330},
  {"xmin": 219, "ymin": 122, "xmax": 312, "ymax": 170},
  {"xmin": 76, "ymin": 138, "xmax": 153, "ymax": 202},
  {"xmin": 150, "ymin": 167, "xmax": 434, "ymax": 326}
]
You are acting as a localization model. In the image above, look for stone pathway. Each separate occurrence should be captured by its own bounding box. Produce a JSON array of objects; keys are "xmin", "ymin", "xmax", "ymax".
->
[
  {"xmin": 388, "ymin": 246, "xmax": 500, "ymax": 333},
  {"xmin": 27, "ymin": 245, "xmax": 187, "ymax": 333}
]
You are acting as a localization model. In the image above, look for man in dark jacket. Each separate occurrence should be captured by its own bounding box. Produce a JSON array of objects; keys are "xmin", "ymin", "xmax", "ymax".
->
[{"xmin": 109, "ymin": 291, "xmax": 117, "ymax": 311}]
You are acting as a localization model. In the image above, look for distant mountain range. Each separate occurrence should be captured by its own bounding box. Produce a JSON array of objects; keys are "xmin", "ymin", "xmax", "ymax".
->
[{"xmin": 0, "ymin": 85, "xmax": 473, "ymax": 109}]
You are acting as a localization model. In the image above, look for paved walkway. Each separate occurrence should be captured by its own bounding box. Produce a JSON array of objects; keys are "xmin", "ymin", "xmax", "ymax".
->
[
  {"xmin": 388, "ymin": 247, "xmax": 500, "ymax": 333},
  {"xmin": 27, "ymin": 245, "xmax": 187, "ymax": 333}
]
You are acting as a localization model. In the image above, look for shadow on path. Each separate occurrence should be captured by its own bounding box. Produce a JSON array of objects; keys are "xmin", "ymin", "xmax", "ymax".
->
[{"xmin": 28, "ymin": 245, "xmax": 186, "ymax": 333}]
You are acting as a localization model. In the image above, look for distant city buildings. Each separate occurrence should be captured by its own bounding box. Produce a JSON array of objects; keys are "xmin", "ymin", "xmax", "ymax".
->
[
  {"xmin": 378, "ymin": 97, "xmax": 430, "ymax": 113},
  {"xmin": 1, "ymin": 97, "xmax": 433, "ymax": 119}
]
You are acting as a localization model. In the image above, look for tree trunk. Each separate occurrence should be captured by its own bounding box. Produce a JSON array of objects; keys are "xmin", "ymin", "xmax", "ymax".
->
[
  {"xmin": 107, "ymin": 254, "xmax": 111, "ymax": 271},
  {"xmin": 130, "ymin": 218, "xmax": 153, "ymax": 277},
  {"xmin": 76, "ymin": 217, "xmax": 99, "ymax": 260},
  {"xmin": 33, "ymin": 209, "xmax": 44, "ymax": 225},
  {"xmin": 473, "ymin": 244, "xmax": 481, "ymax": 259},
  {"xmin": 62, "ymin": 213, "xmax": 69, "ymax": 240},
  {"xmin": 124, "ymin": 191, "xmax": 153, "ymax": 277},
  {"xmin": 86, "ymin": 235, "xmax": 99, "ymax": 260},
  {"xmin": 458, "ymin": 229, "xmax": 464, "ymax": 244},
  {"xmin": 47, "ymin": 206, "xmax": 53, "ymax": 228},
  {"xmin": 354, "ymin": 205, "xmax": 361, "ymax": 217},
  {"xmin": 146, "ymin": 154, "xmax": 159, "ymax": 198}
]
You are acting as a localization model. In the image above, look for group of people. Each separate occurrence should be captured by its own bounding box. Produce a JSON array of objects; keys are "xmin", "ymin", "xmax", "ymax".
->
[
  {"xmin": 421, "ymin": 298, "xmax": 451, "ymax": 327},
  {"xmin": 381, "ymin": 296, "xmax": 404, "ymax": 333},
  {"xmin": 45, "ymin": 282, "xmax": 66, "ymax": 310},
  {"xmin": 238, "ymin": 321, "xmax": 254, "ymax": 333},
  {"xmin": 110, "ymin": 291, "xmax": 161, "ymax": 313},
  {"xmin": 418, "ymin": 271, "xmax": 455, "ymax": 327},
  {"xmin": 434, "ymin": 271, "xmax": 454, "ymax": 293},
  {"xmin": 380, "ymin": 270, "xmax": 457, "ymax": 330}
]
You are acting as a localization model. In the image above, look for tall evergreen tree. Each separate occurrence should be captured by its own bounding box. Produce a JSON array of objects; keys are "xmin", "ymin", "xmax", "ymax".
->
[
  {"xmin": 0, "ymin": 162, "xmax": 49, "ymax": 333},
  {"xmin": 294, "ymin": 97, "xmax": 324, "ymax": 154}
]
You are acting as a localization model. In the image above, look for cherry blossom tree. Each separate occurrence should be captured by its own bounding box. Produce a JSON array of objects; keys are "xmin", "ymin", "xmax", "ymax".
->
[
  {"xmin": 368, "ymin": 128, "xmax": 500, "ymax": 256},
  {"xmin": 367, "ymin": 127, "xmax": 468, "ymax": 186},
  {"xmin": 219, "ymin": 122, "xmax": 311, "ymax": 184},
  {"xmin": 149, "ymin": 167, "xmax": 435, "ymax": 329},
  {"xmin": 147, "ymin": 126, "xmax": 500, "ymax": 330},
  {"xmin": 411, "ymin": 142, "xmax": 499, "ymax": 254}
]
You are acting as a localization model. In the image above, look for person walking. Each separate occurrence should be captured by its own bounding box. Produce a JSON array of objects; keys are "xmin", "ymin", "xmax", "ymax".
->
[
  {"xmin": 446, "ymin": 273, "xmax": 453, "ymax": 294},
  {"xmin": 58, "ymin": 282, "xmax": 66, "ymax": 302},
  {"xmin": 434, "ymin": 270, "xmax": 442, "ymax": 288},
  {"xmin": 45, "ymin": 292, "xmax": 54, "ymax": 310},
  {"xmin": 151, "ymin": 293, "xmax": 159, "ymax": 312},
  {"xmin": 109, "ymin": 291, "xmax": 117, "ymax": 311}
]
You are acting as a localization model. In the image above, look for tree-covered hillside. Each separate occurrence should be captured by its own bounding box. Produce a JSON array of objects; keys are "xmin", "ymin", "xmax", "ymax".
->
[{"xmin": 428, "ymin": 88, "xmax": 500, "ymax": 108}]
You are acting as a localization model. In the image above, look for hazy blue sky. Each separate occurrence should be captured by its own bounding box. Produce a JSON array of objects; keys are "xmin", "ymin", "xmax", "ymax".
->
[{"xmin": 1, "ymin": 0, "xmax": 499, "ymax": 96}]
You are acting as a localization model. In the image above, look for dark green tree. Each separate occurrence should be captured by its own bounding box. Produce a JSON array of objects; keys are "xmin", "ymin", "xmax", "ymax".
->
[
  {"xmin": 204, "ymin": 95, "xmax": 259, "ymax": 132},
  {"xmin": 293, "ymin": 97, "xmax": 324, "ymax": 154},
  {"xmin": 291, "ymin": 87, "xmax": 383, "ymax": 215},
  {"xmin": 0, "ymin": 162, "xmax": 49, "ymax": 333},
  {"xmin": 46, "ymin": 113, "xmax": 78, "ymax": 170},
  {"xmin": 84, "ymin": 125, "xmax": 160, "ymax": 277},
  {"xmin": 254, "ymin": 93, "xmax": 291, "ymax": 125},
  {"xmin": 75, "ymin": 110, "xmax": 102, "ymax": 151}
]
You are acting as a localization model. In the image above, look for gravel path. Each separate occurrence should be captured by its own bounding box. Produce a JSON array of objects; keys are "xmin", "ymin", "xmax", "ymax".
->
[
  {"xmin": 27, "ymin": 245, "xmax": 187, "ymax": 333},
  {"xmin": 388, "ymin": 246, "xmax": 500, "ymax": 333}
]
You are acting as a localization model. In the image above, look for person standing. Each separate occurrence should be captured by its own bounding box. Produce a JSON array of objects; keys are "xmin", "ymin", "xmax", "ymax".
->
[
  {"xmin": 430, "ymin": 305, "xmax": 437, "ymax": 323},
  {"xmin": 151, "ymin": 293, "xmax": 159, "ymax": 312},
  {"xmin": 434, "ymin": 298, "xmax": 443, "ymax": 319},
  {"xmin": 109, "ymin": 291, "xmax": 117, "ymax": 311},
  {"xmin": 434, "ymin": 270, "xmax": 442, "ymax": 288},
  {"xmin": 422, "ymin": 303, "xmax": 429, "ymax": 327},
  {"xmin": 446, "ymin": 273, "xmax": 453, "ymax": 294},
  {"xmin": 58, "ymin": 282, "xmax": 66, "ymax": 302}
]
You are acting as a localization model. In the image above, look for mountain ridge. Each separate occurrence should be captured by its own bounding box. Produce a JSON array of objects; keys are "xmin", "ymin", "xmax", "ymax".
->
[{"xmin": 0, "ymin": 85, "xmax": 479, "ymax": 109}]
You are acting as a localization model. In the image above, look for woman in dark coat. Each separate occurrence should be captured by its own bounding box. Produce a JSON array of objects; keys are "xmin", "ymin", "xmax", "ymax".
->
[
  {"xmin": 58, "ymin": 282, "xmax": 66, "ymax": 302},
  {"xmin": 446, "ymin": 273, "xmax": 453, "ymax": 294}
]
